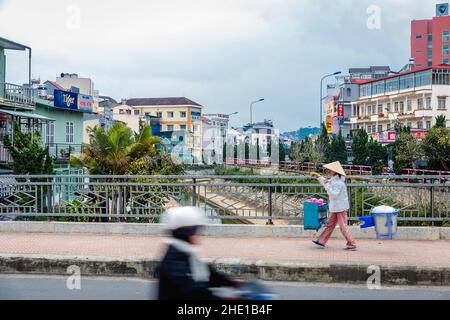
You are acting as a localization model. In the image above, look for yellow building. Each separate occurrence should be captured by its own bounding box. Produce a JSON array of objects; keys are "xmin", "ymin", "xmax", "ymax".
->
[{"xmin": 113, "ymin": 97, "xmax": 204, "ymax": 162}]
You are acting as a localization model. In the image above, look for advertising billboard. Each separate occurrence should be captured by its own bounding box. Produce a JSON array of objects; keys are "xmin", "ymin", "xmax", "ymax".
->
[
  {"xmin": 378, "ymin": 130, "xmax": 428, "ymax": 143},
  {"xmin": 78, "ymin": 94, "xmax": 93, "ymax": 112},
  {"xmin": 54, "ymin": 90, "xmax": 78, "ymax": 111},
  {"xmin": 325, "ymin": 115, "xmax": 333, "ymax": 134},
  {"xmin": 337, "ymin": 104, "xmax": 344, "ymax": 118}
]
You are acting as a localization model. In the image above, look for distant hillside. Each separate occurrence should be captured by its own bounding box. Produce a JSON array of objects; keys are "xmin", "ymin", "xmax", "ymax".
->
[{"xmin": 281, "ymin": 127, "xmax": 320, "ymax": 141}]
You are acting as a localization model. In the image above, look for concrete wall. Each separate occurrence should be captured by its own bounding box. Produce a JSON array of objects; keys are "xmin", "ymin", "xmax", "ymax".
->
[{"xmin": 1, "ymin": 222, "xmax": 449, "ymax": 240}]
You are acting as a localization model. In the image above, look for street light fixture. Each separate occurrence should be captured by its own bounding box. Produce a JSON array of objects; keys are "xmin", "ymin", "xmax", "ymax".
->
[
  {"xmin": 320, "ymin": 72, "xmax": 341, "ymax": 127},
  {"xmin": 250, "ymin": 99, "xmax": 265, "ymax": 125}
]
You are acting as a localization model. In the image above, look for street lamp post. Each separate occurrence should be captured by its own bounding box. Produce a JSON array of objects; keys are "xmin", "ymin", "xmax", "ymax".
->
[
  {"xmin": 320, "ymin": 72, "xmax": 341, "ymax": 127},
  {"xmin": 250, "ymin": 99, "xmax": 265, "ymax": 125}
]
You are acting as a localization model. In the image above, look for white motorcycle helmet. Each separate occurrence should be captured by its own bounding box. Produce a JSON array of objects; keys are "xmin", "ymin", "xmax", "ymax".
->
[{"xmin": 162, "ymin": 206, "xmax": 208, "ymax": 231}]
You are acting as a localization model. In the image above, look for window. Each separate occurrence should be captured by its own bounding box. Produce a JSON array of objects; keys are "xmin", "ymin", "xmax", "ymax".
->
[
  {"xmin": 65, "ymin": 122, "xmax": 74, "ymax": 144},
  {"xmin": 377, "ymin": 104, "xmax": 383, "ymax": 114},
  {"xmin": 416, "ymin": 34, "xmax": 423, "ymax": 39},
  {"xmin": 443, "ymin": 44, "xmax": 450, "ymax": 56},
  {"xmin": 444, "ymin": 58, "xmax": 450, "ymax": 64},
  {"xmin": 373, "ymin": 81, "xmax": 385, "ymax": 95},
  {"xmin": 145, "ymin": 112, "xmax": 151, "ymax": 117},
  {"xmin": 428, "ymin": 34, "xmax": 433, "ymax": 43},
  {"xmin": 427, "ymin": 48, "xmax": 433, "ymax": 60},
  {"xmin": 438, "ymin": 97, "xmax": 447, "ymax": 109},
  {"xmin": 407, "ymin": 100, "xmax": 412, "ymax": 112},
  {"xmin": 368, "ymin": 105, "xmax": 372, "ymax": 115},
  {"xmin": 180, "ymin": 111, "xmax": 187, "ymax": 118},
  {"xmin": 119, "ymin": 109, "xmax": 125, "ymax": 115},
  {"xmin": 346, "ymin": 88, "xmax": 351, "ymax": 97},
  {"xmin": 417, "ymin": 98, "xmax": 423, "ymax": 110},
  {"xmin": 386, "ymin": 103, "xmax": 391, "ymax": 112},
  {"xmin": 432, "ymin": 69, "xmax": 450, "ymax": 85},
  {"xmin": 180, "ymin": 124, "xmax": 187, "ymax": 130},
  {"xmin": 399, "ymin": 73, "xmax": 415, "ymax": 90},
  {"xmin": 417, "ymin": 121, "xmax": 423, "ymax": 129},
  {"xmin": 407, "ymin": 122, "xmax": 412, "ymax": 128},
  {"xmin": 387, "ymin": 123, "xmax": 391, "ymax": 131},
  {"xmin": 426, "ymin": 121, "xmax": 432, "ymax": 129},
  {"xmin": 399, "ymin": 101, "xmax": 405, "ymax": 114},
  {"xmin": 386, "ymin": 78, "xmax": 399, "ymax": 92},
  {"xmin": 426, "ymin": 96, "xmax": 432, "ymax": 109},
  {"xmin": 372, "ymin": 125, "xmax": 376, "ymax": 133},
  {"xmin": 415, "ymin": 70, "xmax": 432, "ymax": 87},
  {"xmin": 167, "ymin": 112, "xmax": 174, "ymax": 118},
  {"xmin": 360, "ymin": 84, "xmax": 372, "ymax": 97},
  {"xmin": 394, "ymin": 101, "xmax": 399, "ymax": 112},
  {"xmin": 126, "ymin": 110, "xmax": 131, "ymax": 115},
  {"xmin": 46, "ymin": 122, "xmax": 55, "ymax": 144},
  {"xmin": 443, "ymin": 30, "xmax": 450, "ymax": 42},
  {"xmin": 378, "ymin": 125, "xmax": 383, "ymax": 132},
  {"xmin": 367, "ymin": 126, "xmax": 371, "ymax": 133},
  {"xmin": 156, "ymin": 112, "xmax": 162, "ymax": 118},
  {"xmin": 167, "ymin": 125, "xmax": 174, "ymax": 131},
  {"xmin": 134, "ymin": 110, "xmax": 140, "ymax": 115}
]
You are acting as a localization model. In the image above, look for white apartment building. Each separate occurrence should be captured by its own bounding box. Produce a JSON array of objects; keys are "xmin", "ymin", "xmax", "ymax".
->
[
  {"xmin": 201, "ymin": 114, "xmax": 230, "ymax": 165},
  {"xmin": 350, "ymin": 66, "xmax": 450, "ymax": 142}
]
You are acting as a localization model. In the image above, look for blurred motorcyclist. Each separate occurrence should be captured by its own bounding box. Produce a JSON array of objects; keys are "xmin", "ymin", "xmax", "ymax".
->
[{"xmin": 156, "ymin": 207, "xmax": 241, "ymax": 300}]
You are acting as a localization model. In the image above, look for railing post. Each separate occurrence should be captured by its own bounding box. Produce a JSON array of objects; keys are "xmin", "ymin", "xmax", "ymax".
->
[
  {"xmin": 47, "ymin": 176, "xmax": 53, "ymax": 216},
  {"xmin": 192, "ymin": 178, "xmax": 197, "ymax": 206},
  {"xmin": 266, "ymin": 178, "xmax": 274, "ymax": 225},
  {"xmin": 430, "ymin": 186, "xmax": 435, "ymax": 226}
]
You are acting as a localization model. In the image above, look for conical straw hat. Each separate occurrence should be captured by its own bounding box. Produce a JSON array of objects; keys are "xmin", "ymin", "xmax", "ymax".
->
[{"xmin": 323, "ymin": 161, "xmax": 346, "ymax": 176}]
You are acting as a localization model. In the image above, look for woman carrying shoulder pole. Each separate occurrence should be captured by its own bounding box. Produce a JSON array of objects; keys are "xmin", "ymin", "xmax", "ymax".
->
[{"xmin": 310, "ymin": 161, "xmax": 357, "ymax": 251}]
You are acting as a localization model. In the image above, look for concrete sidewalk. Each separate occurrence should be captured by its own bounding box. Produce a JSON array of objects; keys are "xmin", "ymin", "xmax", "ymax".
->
[{"xmin": 0, "ymin": 232, "xmax": 449, "ymax": 286}]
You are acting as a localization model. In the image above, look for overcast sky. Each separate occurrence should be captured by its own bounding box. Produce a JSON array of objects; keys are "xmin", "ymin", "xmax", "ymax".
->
[{"xmin": 0, "ymin": 0, "xmax": 442, "ymax": 131}]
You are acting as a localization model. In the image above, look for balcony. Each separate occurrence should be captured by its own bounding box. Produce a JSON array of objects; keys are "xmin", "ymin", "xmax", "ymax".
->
[
  {"xmin": 0, "ymin": 83, "xmax": 35, "ymax": 110},
  {"xmin": 0, "ymin": 142, "xmax": 83, "ymax": 164}
]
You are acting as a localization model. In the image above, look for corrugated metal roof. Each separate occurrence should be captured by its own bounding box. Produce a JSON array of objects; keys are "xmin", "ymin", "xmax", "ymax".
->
[
  {"xmin": 0, "ymin": 109, "xmax": 55, "ymax": 121},
  {"xmin": 0, "ymin": 36, "xmax": 28, "ymax": 51}
]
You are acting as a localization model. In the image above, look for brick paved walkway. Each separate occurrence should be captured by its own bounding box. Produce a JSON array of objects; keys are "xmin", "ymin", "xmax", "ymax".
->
[{"xmin": 0, "ymin": 233, "xmax": 449, "ymax": 267}]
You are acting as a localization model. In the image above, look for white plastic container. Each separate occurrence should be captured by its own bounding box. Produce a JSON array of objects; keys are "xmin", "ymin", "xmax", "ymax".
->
[{"xmin": 371, "ymin": 205, "xmax": 399, "ymax": 240}]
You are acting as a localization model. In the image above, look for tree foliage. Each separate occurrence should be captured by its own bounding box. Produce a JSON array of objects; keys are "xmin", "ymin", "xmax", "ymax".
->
[
  {"xmin": 329, "ymin": 133, "xmax": 348, "ymax": 164},
  {"xmin": 422, "ymin": 116, "xmax": 450, "ymax": 171},
  {"xmin": 351, "ymin": 129, "xmax": 369, "ymax": 166},
  {"xmin": 71, "ymin": 122, "xmax": 184, "ymax": 175},
  {"xmin": 3, "ymin": 122, "xmax": 54, "ymax": 174},
  {"xmin": 393, "ymin": 130, "xmax": 423, "ymax": 174}
]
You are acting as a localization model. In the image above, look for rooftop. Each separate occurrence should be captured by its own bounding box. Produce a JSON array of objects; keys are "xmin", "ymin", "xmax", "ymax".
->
[
  {"xmin": 125, "ymin": 97, "xmax": 202, "ymax": 107},
  {"xmin": 0, "ymin": 36, "xmax": 29, "ymax": 51},
  {"xmin": 356, "ymin": 65, "xmax": 450, "ymax": 85}
]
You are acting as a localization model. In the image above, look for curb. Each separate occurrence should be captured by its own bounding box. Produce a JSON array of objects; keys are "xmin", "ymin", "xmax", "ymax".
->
[
  {"xmin": 1, "ymin": 222, "xmax": 450, "ymax": 240},
  {"xmin": 1, "ymin": 254, "xmax": 449, "ymax": 287}
]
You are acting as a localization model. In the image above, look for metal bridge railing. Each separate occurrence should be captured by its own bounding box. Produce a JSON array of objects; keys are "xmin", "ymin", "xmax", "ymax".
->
[{"xmin": 0, "ymin": 175, "xmax": 448, "ymax": 225}]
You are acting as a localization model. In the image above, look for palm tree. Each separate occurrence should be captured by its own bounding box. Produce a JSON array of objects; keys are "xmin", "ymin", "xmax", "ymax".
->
[{"xmin": 71, "ymin": 122, "xmax": 160, "ymax": 175}]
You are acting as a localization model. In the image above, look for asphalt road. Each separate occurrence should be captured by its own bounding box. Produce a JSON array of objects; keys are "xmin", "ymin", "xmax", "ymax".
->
[{"xmin": 0, "ymin": 275, "xmax": 449, "ymax": 300}]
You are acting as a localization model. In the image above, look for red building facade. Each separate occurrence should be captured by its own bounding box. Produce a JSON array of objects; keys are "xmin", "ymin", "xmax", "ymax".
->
[{"xmin": 411, "ymin": 15, "xmax": 450, "ymax": 68}]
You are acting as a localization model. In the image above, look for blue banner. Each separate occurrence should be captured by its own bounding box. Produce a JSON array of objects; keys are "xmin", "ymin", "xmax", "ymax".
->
[{"xmin": 54, "ymin": 90, "xmax": 78, "ymax": 110}]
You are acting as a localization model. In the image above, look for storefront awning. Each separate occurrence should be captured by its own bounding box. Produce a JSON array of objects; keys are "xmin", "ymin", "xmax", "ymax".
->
[{"xmin": 0, "ymin": 109, "xmax": 55, "ymax": 122}]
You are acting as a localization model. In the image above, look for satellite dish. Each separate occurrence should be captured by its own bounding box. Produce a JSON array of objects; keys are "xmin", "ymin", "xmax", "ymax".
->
[{"xmin": 60, "ymin": 73, "xmax": 65, "ymax": 78}]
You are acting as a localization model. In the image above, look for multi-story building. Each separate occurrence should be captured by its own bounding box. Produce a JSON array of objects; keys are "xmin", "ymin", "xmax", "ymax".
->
[
  {"xmin": 113, "ymin": 97, "xmax": 204, "ymax": 163},
  {"xmin": 325, "ymin": 67, "xmax": 392, "ymax": 140},
  {"xmin": 411, "ymin": 3, "xmax": 450, "ymax": 68},
  {"xmin": 350, "ymin": 66, "xmax": 450, "ymax": 143},
  {"xmin": 201, "ymin": 114, "xmax": 230, "ymax": 164},
  {"xmin": 0, "ymin": 37, "xmax": 92, "ymax": 171}
]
